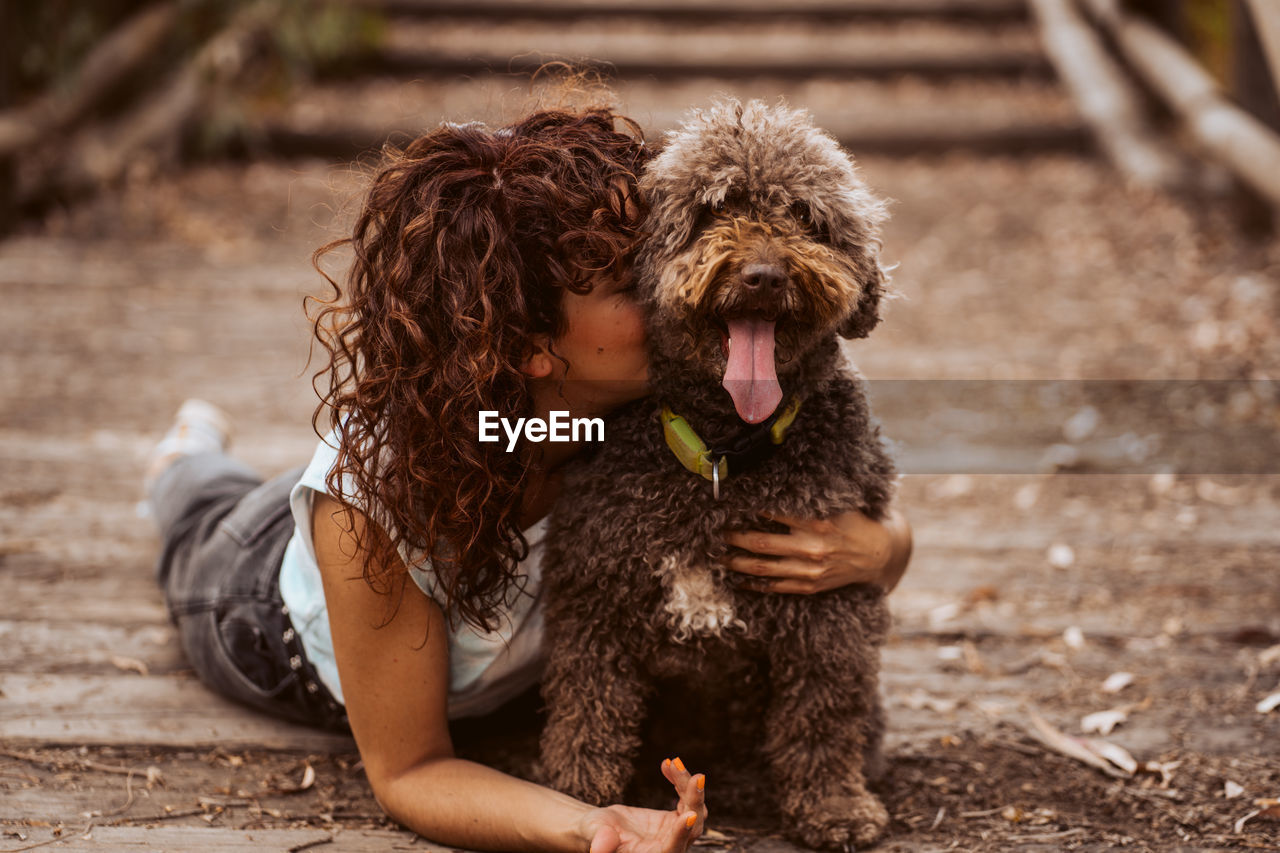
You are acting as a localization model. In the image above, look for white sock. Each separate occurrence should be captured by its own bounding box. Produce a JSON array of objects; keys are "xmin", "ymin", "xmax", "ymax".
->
[{"xmin": 145, "ymin": 399, "xmax": 234, "ymax": 488}]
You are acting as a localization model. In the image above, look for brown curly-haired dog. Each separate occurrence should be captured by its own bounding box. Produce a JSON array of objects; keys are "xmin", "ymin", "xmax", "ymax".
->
[{"xmin": 540, "ymin": 99, "xmax": 896, "ymax": 850}]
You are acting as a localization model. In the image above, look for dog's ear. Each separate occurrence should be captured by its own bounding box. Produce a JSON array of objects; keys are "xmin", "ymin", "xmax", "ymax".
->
[{"xmin": 838, "ymin": 260, "xmax": 886, "ymax": 340}]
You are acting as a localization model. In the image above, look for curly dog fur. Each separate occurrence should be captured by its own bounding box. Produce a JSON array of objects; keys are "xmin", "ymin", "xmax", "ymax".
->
[{"xmin": 540, "ymin": 99, "xmax": 896, "ymax": 850}]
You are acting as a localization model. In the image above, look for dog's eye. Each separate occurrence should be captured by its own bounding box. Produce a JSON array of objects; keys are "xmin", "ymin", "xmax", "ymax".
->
[
  {"xmin": 689, "ymin": 205, "xmax": 716, "ymax": 238},
  {"xmin": 710, "ymin": 198, "xmax": 725, "ymax": 214},
  {"xmin": 791, "ymin": 200, "xmax": 813, "ymax": 226}
]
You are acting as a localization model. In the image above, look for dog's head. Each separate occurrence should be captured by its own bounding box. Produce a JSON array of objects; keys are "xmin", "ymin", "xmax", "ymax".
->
[{"xmin": 638, "ymin": 98, "xmax": 889, "ymax": 423}]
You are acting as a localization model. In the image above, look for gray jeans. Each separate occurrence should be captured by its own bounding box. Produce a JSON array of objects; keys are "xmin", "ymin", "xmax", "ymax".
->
[{"xmin": 150, "ymin": 453, "xmax": 348, "ymax": 731}]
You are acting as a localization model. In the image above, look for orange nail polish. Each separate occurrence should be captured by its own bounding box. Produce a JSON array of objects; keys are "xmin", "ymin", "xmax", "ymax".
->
[
  {"xmin": 697, "ymin": 775, "xmax": 705, "ymax": 791},
  {"xmin": 685, "ymin": 813, "xmax": 697, "ymax": 829}
]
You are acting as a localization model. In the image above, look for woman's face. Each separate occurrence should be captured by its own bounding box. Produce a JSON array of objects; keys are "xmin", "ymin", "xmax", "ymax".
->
[{"xmin": 545, "ymin": 271, "xmax": 649, "ymax": 415}]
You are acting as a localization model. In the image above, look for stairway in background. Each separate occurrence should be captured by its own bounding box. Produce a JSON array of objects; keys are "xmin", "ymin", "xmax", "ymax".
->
[{"xmin": 260, "ymin": 0, "xmax": 1090, "ymax": 159}]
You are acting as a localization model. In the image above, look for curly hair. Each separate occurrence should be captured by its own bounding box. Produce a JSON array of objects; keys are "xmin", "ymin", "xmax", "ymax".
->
[{"xmin": 310, "ymin": 107, "xmax": 649, "ymax": 631}]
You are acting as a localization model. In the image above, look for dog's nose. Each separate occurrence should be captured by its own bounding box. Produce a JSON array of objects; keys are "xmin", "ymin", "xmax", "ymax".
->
[{"xmin": 741, "ymin": 263, "xmax": 788, "ymax": 291}]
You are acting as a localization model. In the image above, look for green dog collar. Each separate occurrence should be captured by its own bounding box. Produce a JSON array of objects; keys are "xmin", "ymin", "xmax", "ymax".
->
[{"xmin": 660, "ymin": 397, "xmax": 801, "ymax": 498}]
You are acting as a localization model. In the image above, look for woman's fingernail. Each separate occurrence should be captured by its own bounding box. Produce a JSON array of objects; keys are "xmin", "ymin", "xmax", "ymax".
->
[
  {"xmin": 685, "ymin": 813, "xmax": 697, "ymax": 829},
  {"xmin": 674, "ymin": 757, "xmax": 686, "ymax": 773},
  {"xmin": 696, "ymin": 775, "xmax": 705, "ymax": 791}
]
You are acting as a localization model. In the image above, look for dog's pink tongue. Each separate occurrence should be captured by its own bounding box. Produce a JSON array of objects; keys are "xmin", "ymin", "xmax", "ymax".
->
[{"xmin": 722, "ymin": 319, "xmax": 783, "ymax": 424}]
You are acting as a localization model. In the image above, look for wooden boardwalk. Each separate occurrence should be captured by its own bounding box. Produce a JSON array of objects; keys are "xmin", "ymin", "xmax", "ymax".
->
[{"xmin": 3, "ymin": 0, "xmax": 1279, "ymax": 849}]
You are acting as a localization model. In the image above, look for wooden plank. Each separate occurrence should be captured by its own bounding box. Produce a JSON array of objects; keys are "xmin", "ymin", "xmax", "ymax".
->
[
  {"xmin": 0, "ymin": 581, "xmax": 170, "ymax": 626},
  {"xmin": 0, "ymin": 621, "xmax": 185, "ymax": 675},
  {"xmin": 260, "ymin": 117, "xmax": 1087, "ymax": 162},
  {"xmin": 1082, "ymin": 0, "xmax": 1280, "ymax": 210},
  {"xmin": 1028, "ymin": 0, "xmax": 1182, "ymax": 188},
  {"xmin": 0, "ymin": 675, "xmax": 355, "ymax": 752},
  {"xmin": 1244, "ymin": 0, "xmax": 1280, "ymax": 97},
  {"xmin": 0, "ymin": 827, "xmax": 423, "ymax": 852},
  {"xmin": 376, "ymin": 18, "xmax": 1042, "ymax": 76},
  {"xmin": 358, "ymin": 48, "xmax": 1053, "ymax": 82},
  {"xmin": 0, "ymin": 789, "xmax": 382, "ymax": 827},
  {"xmin": 0, "ymin": 825, "xmax": 943, "ymax": 853},
  {"xmin": 353, "ymin": 0, "xmax": 1029, "ymax": 23},
  {"xmin": 0, "ymin": 651, "xmax": 1024, "ymax": 752}
]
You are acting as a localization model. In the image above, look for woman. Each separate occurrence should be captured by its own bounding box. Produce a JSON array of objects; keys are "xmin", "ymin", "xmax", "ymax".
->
[{"xmin": 146, "ymin": 105, "xmax": 913, "ymax": 853}]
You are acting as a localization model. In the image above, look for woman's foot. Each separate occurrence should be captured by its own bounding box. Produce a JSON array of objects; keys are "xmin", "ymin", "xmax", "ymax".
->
[{"xmin": 144, "ymin": 399, "xmax": 234, "ymax": 490}]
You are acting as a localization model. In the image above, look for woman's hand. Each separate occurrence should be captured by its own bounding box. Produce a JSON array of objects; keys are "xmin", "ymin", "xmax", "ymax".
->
[
  {"xmin": 722, "ymin": 506, "xmax": 912, "ymax": 595},
  {"xmin": 579, "ymin": 758, "xmax": 707, "ymax": 853}
]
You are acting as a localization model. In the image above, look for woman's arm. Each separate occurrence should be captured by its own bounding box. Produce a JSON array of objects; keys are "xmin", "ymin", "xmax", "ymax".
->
[
  {"xmin": 721, "ymin": 504, "xmax": 913, "ymax": 595},
  {"xmin": 312, "ymin": 494, "xmax": 706, "ymax": 853}
]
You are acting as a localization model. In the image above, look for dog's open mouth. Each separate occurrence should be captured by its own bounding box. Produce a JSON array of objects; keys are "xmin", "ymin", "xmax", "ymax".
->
[{"xmin": 721, "ymin": 316, "xmax": 783, "ymax": 424}]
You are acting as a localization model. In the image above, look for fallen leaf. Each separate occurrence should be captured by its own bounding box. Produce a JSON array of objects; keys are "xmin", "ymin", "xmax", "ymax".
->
[
  {"xmin": 901, "ymin": 690, "xmax": 959, "ymax": 714},
  {"xmin": 1082, "ymin": 708, "xmax": 1128, "ymax": 735},
  {"xmin": 1014, "ymin": 483, "xmax": 1040, "ymax": 510},
  {"xmin": 1137, "ymin": 759, "xmax": 1181, "ymax": 788},
  {"xmin": 1062, "ymin": 405, "xmax": 1100, "ymax": 442},
  {"xmin": 1233, "ymin": 801, "xmax": 1280, "ymax": 834},
  {"xmin": 110, "ymin": 656, "xmax": 149, "ymax": 677},
  {"xmin": 1063, "ymin": 626, "xmax": 1085, "ymax": 650},
  {"xmin": 963, "ymin": 585, "xmax": 999, "ymax": 607},
  {"xmin": 1025, "ymin": 709, "xmax": 1133, "ymax": 778},
  {"xmin": 1257, "ymin": 692, "xmax": 1280, "ymax": 714},
  {"xmin": 1148, "ymin": 472, "xmax": 1176, "ymax": 496},
  {"xmin": 695, "ymin": 827, "xmax": 731, "ymax": 846},
  {"xmin": 929, "ymin": 603, "xmax": 961, "ymax": 629},
  {"xmin": 1101, "ymin": 672, "xmax": 1134, "ymax": 694},
  {"xmin": 264, "ymin": 762, "xmax": 317, "ymax": 796},
  {"xmin": 927, "ymin": 474, "xmax": 973, "ymax": 501},
  {"xmin": 299, "ymin": 763, "xmax": 316, "ymax": 791},
  {"xmin": 962, "ymin": 640, "xmax": 985, "ymax": 674},
  {"xmin": 1225, "ymin": 781, "xmax": 1245, "ymax": 799},
  {"xmin": 1195, "ymin": 479, "xmax": 1248, "ymax": 505},
  {"xmin": 1093, "ymin": 740, "xmax": 1138, "ymax": 775},
  {"xmin": 1047, "ymin": 544, "xmax": 1076, "ymax": 569},
  {"xmin": 1040, "ymin": 443, "xmax": 1080, "ymax": 471}
]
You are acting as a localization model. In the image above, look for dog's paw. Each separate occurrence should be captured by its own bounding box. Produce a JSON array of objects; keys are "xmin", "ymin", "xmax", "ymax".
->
[{"xmin": 785, "ymin": 793, "xmax": 889, "ymax": 851}]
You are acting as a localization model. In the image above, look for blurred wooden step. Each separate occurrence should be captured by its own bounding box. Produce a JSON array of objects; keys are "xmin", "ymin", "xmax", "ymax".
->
[
  {"xmin": 352, "ymin": 0, "xmax": 1029, "ymax": 24},
  {"xmin": 254, "ymin": 75, "xmax": 1085, "ymax": 159},
  {"xmin": 375, "ymin": 16, "xmax": 1043, "ymax": 77},
  {"xmin": 355, "ymin": 45, "xmax": 1051, "ymax": 83},
  {"xmin": 260, "ymin": 118, "xmax": 1086, "ymax": 160}
]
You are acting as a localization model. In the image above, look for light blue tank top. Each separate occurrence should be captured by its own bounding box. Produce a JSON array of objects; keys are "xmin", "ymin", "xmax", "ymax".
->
[{"xmin": 277, "ymin": 431, "xmax": 549, "ymax": 718}]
